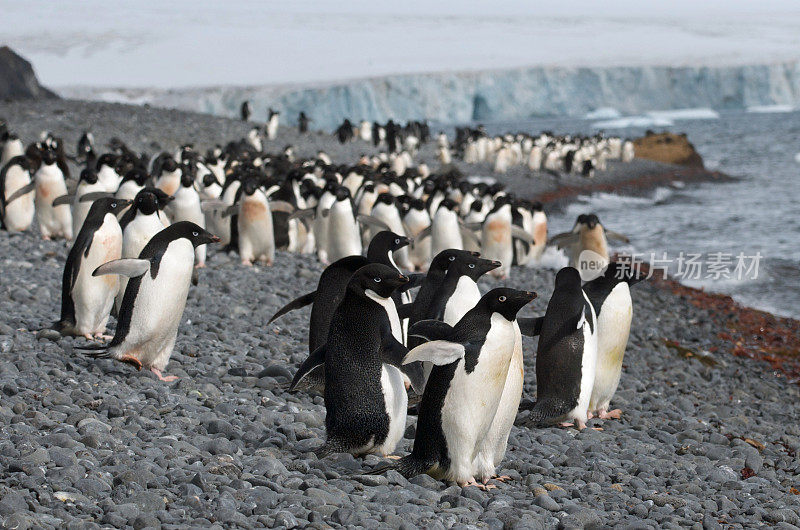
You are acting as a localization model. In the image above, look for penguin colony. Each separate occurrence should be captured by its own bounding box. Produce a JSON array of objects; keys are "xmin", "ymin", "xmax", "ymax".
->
[{"xmin": 1, "ymin": 116, "xmax": 641, "ymax": 488}]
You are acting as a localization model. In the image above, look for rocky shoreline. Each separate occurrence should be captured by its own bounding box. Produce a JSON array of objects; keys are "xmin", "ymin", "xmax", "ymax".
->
[{"xmin": 1, "ymin": 99, "xmax": 799, "ymax": 529}]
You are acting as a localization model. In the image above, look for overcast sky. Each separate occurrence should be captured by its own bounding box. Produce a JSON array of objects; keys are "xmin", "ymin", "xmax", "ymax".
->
[{"xmin": 4, "ymin": 0, "xmax": 800, "ymax": 88}]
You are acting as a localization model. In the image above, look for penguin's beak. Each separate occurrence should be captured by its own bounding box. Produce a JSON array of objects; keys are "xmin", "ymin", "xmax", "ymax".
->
[{"xmin": 399, "ymin": 236, "xmax": 411, "ymax": 248}]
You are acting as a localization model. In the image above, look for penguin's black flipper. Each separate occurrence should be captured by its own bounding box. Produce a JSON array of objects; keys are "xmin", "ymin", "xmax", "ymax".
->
[
  {"xmin": 396, "ymin": 302, "xmax": 414, "ymax": 320},
  {"xmin": 268, "ymin": 291, "xmax": 317, "ymax": 324},
  {"xmin": 408, "ymin": 320, "xmax": 454, "ymax": 341},
  {"xmin": 517, "ymin": 316, "xmax": 544, "ymax": 337},
  {"xmin": 4, "ymin": 181, "xmax": 36, "ymax": 204},
  {"xmin": 399, "ymin": 273, "xmax": 426, "ymax": 292},
  {"xmin": 289, "ymin": 344, "xmax": 326, "ymax": 393},
  {"xmin": 380, "ymin": 334, "xmax": 425, "ymax": 394}
]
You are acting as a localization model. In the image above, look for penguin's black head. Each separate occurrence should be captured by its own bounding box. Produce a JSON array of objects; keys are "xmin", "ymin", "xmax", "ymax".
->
[
  {"xmin": 202, "ymin": 173, "xmax": 220, "ymax": 188},
  {"xmin": 481, "ymin": 287, "xmax": 537, "ymax": 321},
  {"xmin": 172, "ymin": 221, "xmax": 220, "ymax": 247},
  {"xmin": 96, "ymin": 153, "xmax": 118, "ymax": 171},
  {"xmin": 438, "ymin": 198, "xmax": 458, "ymax": 213},
  {"xmin": 80, "ymin": 168, "xmax": 99, "ymax": 185},
  {"xmin": 350, "ymin": 263, "xmax": 409, "ymax": 299},
  {"xmin": 125, "ymin": 168, "xmax": 150, "ymax": 187},
  {"xmin": 458, "ymin": 180, "xmax": 473, "ymax": 194},
  {"xmin": 576, "ymin": 213, "xmax": 600, "ymax": 229},
  {"xmin": 408, "ymin": 198, "xmax": 426, "ymax": 212},
  {"xmin": 452, "ymin": 252, "xmax": 500, "ymax": 281},
  {"xmin": 134, "ymin": 188, "xmax": 171, "ymax": 215},
  {"xmin": 92, "ymin": 197, "xmax": 131, "ymax": 217},
  {"xmin": 367, "ymin": 231, "xmax": 410, "ymax": 258},
  {"xmin": 335, "ymin": 186, "xmax": 351, "ymax": 202},
  {"xmin": 469, "ymin": 200, "xmax": 484, "ymax": 213},
  {"xmin": 242, "ymin": 178, "xmax": 261, "ymax": 196},
  {"xmin": 529, "ymin": 200, "xmax": 544, "ymax": 212},
  {"xmin": 555, "ymin": 267, "xmax": 583, "ymax": 289},
  {"xmin": 41, "ymin": 148, "xmax": 57, "ymax": 165},
  {"xmin": 375, "ymin": 192, "xmax": 395, "ymax": 206},
  {"xmin": 162, "ymin": 157, "xmax": 179, "ymax": 173},
  {"xmin": 429, "ymin": 249, "xmax": 480, "ymax": 274}
]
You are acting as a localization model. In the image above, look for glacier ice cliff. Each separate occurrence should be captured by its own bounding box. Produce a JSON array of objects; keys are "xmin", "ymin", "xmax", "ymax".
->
[{"xmin": 60, "ymin": 62, "xmax": 800, "ymax": 130}]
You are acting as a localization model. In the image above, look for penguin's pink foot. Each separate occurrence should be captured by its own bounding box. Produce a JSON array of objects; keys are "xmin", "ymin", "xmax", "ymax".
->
[
  {"xmin": 195, "ymin": 263, "xmax": 206, "ymax": 269},
  {"xmin": 119, "ymin": 355, "xmax": 142, "ymax": 370},
  {"xmin": 598, "ymin": 409, "xmax": 622, "ymax": 420},
  {"xmin": 241, "ymin": 259, "xmax": 253, "ymax": 267},
  {"xmin": 385, "ymin": 455, "xmax": 401, "ymax": 460},
  {"xmin": 587, "ymin": 411, "xmax": 595, "ymax": 419},
  {"xmin": 150, "ymin": 368, "xmax": 178, "ymax": 382},
  {"xmin": 493, "ymin": 475, "xmax": 512, "ymax": 483},
  {"xmin": 558, "ymin": 422, "xmax": 574, "ymax": 428},
  {"xmin": 575, "ymin": 420, "xmax": 587, "ymax": 430},
  {"xmin": 42, "ymin": 235, "xmax": 51, "ymax": 241},
  {"xmin": 464, "ymin": 480, "xmax": 496, "ymax": 491},
  {"xmin": 94, "ymin": 332, "xmax": 113, "ymax": 341},
  {"xmin": 83, "ymin": 333, "xmax": 94, "ymax": 340}
]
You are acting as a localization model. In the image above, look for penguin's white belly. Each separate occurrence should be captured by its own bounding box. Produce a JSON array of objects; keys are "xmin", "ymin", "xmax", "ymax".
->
[
  {"xmin": 114, "ymin": 240, "xmax": 194, "ymax": 370},
  {"xmin": 326, "ymin": 207, "xmax": 361, "ymax": 263},
  {"xmin": 481, "ymin": 221, "xmax": 513, "ymax": 278},
  {"xmin": 35, "ymin": 167, "xmax": 71, "ymax": 239},
  {"xmin": 238, "ymin": 199, "xmax": 274, "ymax": 263},
  {"xmin": 431, "ymin": 218, "xmax": 462, "ymax": 257},
  {"xmin": 376, "ymin": 364, "xmax": 408, "ymax": 455},
  {"xmin": 472, "ymin": 323, "xmax": 523, "ymax": 480},
  {"xmin": 73, "ymin": 219, "xmax": 122, "ymax": 335},
  {"xmin": 590, "ymin": 285, "xmax": 632, "ymax": 411},
  {"xmin": 2, "ymin": 166, "xmax": 35, "ymax": 231},
  {"xmin": 443, "ymin": 277, "xmax": 480, "ymax": 326},
  {"xmin": 440, "ymin": 316, "xmax": 516, "ymax": 483},
  {"xmin": 118, "ymin": 214, "xmax": 165, "ymax": 311}
]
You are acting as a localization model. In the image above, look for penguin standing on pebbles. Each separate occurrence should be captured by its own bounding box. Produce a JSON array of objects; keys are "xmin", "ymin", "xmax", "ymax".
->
[
  {"xmin": 0, "ymin": 155, "xmax": 36, "ymax": 232},
  {"xmin": 315, "ymin": 264, "xmax": 424, "ymax": 457},
  {"xmin": 57, "ymin": 198, "xmax": 130, "ymax": 339},
  {"xmin": 519, "ymin": 267, "xmax": 598, "ymax": 430},
  {"xmin": 584, "ymin": 261, "xmax": 643, "ymax": 420},
  {"xmin": 79, "ymin": 222, "xmax": 219, "ymax": 381},
  {"xmin": 382, "ymin": 288, "xmax": 535, "ymax": 487},
  {"xmin": 34, "ymin": 148, "xmax": 73, "ymax": 240}
]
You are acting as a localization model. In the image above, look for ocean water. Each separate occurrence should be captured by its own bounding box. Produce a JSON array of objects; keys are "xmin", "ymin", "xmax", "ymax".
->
[{"xmin": 483, "ymin": 109, "xmax": 800, "ymax": 318}]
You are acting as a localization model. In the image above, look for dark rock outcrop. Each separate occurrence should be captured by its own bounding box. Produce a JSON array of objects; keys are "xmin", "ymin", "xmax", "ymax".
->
[{"xmin": 0, "ymin": 46, "xmax": 58, "ymax": 101}]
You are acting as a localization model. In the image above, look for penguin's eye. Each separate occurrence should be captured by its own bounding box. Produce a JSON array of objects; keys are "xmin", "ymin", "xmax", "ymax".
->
[
  {"xmin": 468, "ymin": 264, "xmax": 475, "ymax": 269},
  {"xmin": 499, "ymin": 296, "xmax": 507, "ymax": 302},
  {"xmin": 111, "ymin": 203, "xmax": 117, "ymax": 208},
  {"xmin": 192, "ymin": 231, "xmax": 199, "ymax": 236},
  {"xmin": 374, "ymin": 277, "xmax": 381, "ymax": 283},
  {"xmin": 395, "ymin": 239, "xmax": 400, "ymax": 244},
  {"xmin": 449, "ymin": 256, "xmax": 456, "ymax": 262}
]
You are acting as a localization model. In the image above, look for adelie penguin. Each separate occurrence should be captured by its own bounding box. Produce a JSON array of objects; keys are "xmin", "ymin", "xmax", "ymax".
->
[
  {"xmin": 34, "ymin": 147, "xmax": 73, "ymax": 240},
  {"xmin": 79, "ymin": 222, "xmax": 219, "ymax": 382},
  {"xmin": 583, "ymin": 261, "xmax": 643, "ymax": 420},
  {"xmin": 274, "ymin": 231, "xmax": 416, "ymax": 393},
  {"xmin": 0, "ymin": 155, "xmax": 36, "ymax": 232},
  {"xmin": 518, "ymin": 267, "xmax": 598, "ymax": 430},
  {"xmin": 549, "ymin": 213, "xmax": 629, "ymax": 277},
  {"xmin": 56, "ymin": 198, "xmax": 131, "ymax": 339},
  {"xmin": 312, "ymin": 263, "xmax": 424, "ymax": 457},
  {"xmin": 116, "ymin": 188, "xmax": 173, "ymax": 314},
  {"xmin": 377, "ymin": 288, "xmax": 535, "ymax": 487}
]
